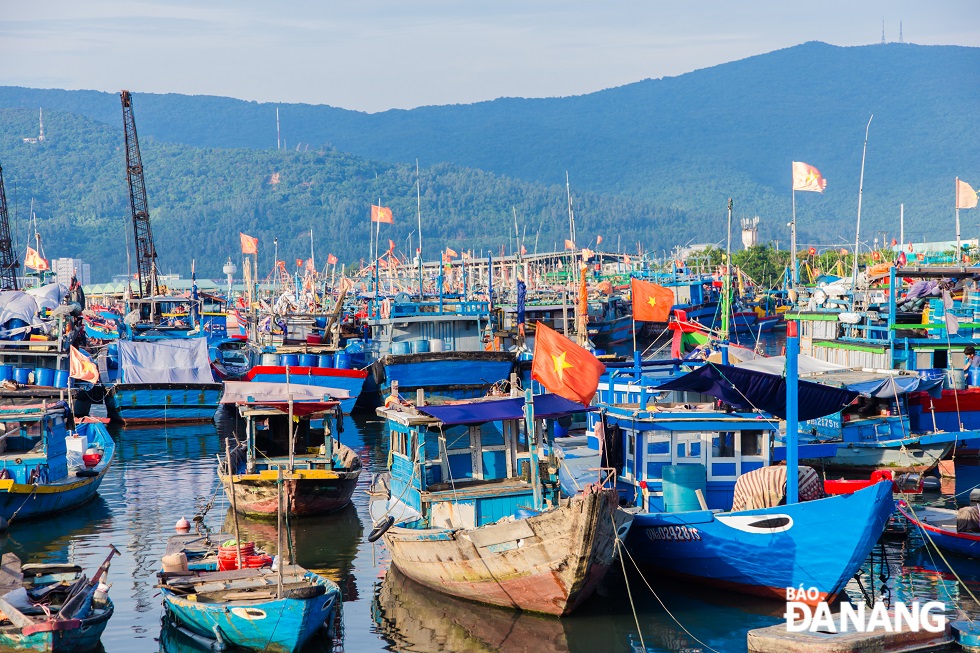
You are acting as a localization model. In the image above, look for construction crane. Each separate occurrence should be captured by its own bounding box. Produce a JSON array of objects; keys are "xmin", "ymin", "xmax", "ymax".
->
[
  {"xmin": 0, "ymin": 163, "xmax": 19, "ymax": 290},
  {"xmin": 120, "ymin": 90, "xmax": 158, "ymax": 300}
]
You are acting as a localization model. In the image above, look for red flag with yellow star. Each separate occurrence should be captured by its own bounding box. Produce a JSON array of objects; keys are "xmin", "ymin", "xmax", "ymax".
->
[
  {"xmin": 630, "ymin": 278, "xmax": 674, "ymax": 322},
  {"xmin": 530, "ymin": 321, "xmax": 606, "ymax": 405}
]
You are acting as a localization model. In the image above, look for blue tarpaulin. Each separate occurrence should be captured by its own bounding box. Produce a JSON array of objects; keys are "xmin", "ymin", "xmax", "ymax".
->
[
  {"xmin": 418, "ymin": 394, "xmax": 593, "ymax": 426},
  {"xmin": 652, "ymin": 363, "xmax": 859, "ymax": 421},
  {"xmin": 516, "ymin": 280, "xmax": 526, "ymax": 327}
]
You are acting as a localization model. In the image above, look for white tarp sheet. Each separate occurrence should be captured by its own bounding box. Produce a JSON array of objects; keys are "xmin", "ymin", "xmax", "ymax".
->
[
  {"xmin": 220, "ymin": 380, "xmax": 350, "ymax": 403},
  {"xmin": 735, "ymin": 354, "xmax": 849, "ymax": 375},
  {"xmin": 0, "ymin": 291, "xmax": 42, "ymax": 332},
  {"xmin": 26, "ymin": 283, "xmax": 68, "ymax": 311},
  {"xmin": 119, "ymin": 338, "xmax": 214, "ymax": 384}
]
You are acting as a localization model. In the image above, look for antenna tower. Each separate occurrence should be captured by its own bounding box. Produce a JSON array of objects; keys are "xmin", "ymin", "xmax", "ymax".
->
[{"xmin": 0, "ymin": 164, "xmax": 20, "ymax": 290}]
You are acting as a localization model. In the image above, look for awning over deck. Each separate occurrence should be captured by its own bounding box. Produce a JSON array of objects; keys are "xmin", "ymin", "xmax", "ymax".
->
[
  {"xmin": 418, "ymin": 394, "xmax": 594, "ymax": 426},
  {"xmin": 737, "ymin": 356, "xmax": 945, "ymax": 398},
  {"xmin": 652, "ymin": 363, "xmax": 859, "ymax": 421}
]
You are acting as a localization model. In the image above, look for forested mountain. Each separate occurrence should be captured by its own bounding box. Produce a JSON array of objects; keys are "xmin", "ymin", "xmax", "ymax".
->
[
  {"xmin": 0, "ymin": 108, "xmax": 688, "ymax": 280},
  {"xmin": 0, "ymin": 41, "xmax": 977, "ymax": 281}
]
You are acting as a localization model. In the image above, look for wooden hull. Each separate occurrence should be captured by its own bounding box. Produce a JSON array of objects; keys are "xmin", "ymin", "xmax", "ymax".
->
[
  {"xmin": 227, "ymin": 471, "xmax": 359, "ymax": 518},
  {"xmin": 383, "ymin": 488, "xmax": 631, "ymax": 616},
  {"xmin": 801, "ymin": 440, "xmax": 952, "ymax": 473},
  {"xmin": 105, "ymin": 382, "xmax": 222, "ymax": 424},
  {"xmin": 0, "ymin": 598, "xmax": 113, "ymax": 653}
]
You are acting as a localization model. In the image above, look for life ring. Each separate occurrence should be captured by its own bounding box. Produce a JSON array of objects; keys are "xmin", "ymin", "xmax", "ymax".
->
[
  {"xmin": 368, "ymin": 516, "xmax": 395, "ymax": 543},
  {"xmin": 380, "ymin": 299, "xmax": 392, "ymax": 320}
]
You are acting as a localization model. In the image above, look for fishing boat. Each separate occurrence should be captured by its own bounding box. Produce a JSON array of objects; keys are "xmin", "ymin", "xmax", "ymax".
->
[
  {"xmin": 159, "ymin": 531, "xmax": 342, "ymax": 652},
  {"xmin": 897, "ymin": 501, "xmax": 980, "ymax": 559},
  {"xmin": 370, "ymin": 390, "xmax": 633, "ymax": 616},
  {"xmin": 209, "ymin": 337, "xmax": 252, "ymax": 381},
  {"xmin": 0, "ymin": 408, "xmax": 114, "ymax": 523},
  {"xmin": 580, "ymin": 326, "xmax": 896, "ymax": 604},
  {"xmin": 242, "ymin": 362, "xmax": 367, "ymax": 415},
  {"xmin": 218, "ymin": 381, "xmax": 361, "ymax": 518},
  {"xmin": 736, "ymin": 356, "xmax": 966, "ymax": 472},
  {"xmin": 0, "ymin": 547, "xmax": 118, "ymax": 653},
  {"xmin": 103, "ymin": 335, "xmax": 223, "ymax": 424}
]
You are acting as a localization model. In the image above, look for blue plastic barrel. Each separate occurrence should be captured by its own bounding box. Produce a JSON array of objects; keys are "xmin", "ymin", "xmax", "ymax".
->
[
  {"xmin": 279, "ymin": 354, "xmax": 299, "ymax": 367},
  {"xmin": 54, "ymin": 370, "xmax": 69, "ymax": 388},
  {"xmin": 553, "ymin": 421, "xmax": 569, "ymax": 438},
  {"xmin": 34, "ymin": 368, "xmax": 55, "ymax": 387},
  {"xmin": 411, "ymin": 339, "xmax": 430, "ymax": 354},
  {"xmin": 0, "ymin": 365, "xmax": 12, "ymax": 382},
  {"xmin": 317, "ymin": 354, "xmax": 333, "ymax": 368},
  {"xmin": 314, "ymin": 316, "xmax": 327, "ymax": 328},
  {"xmin": 298, "ymin": 354, "xmax": 317, "ymax": 367},
  {"xmin": 14, "ymin": 368, "xmax": 31, "ymax": 384},
  {"xmin": 391, "ymin": 342, "xmax": 411, "ymax": 355},
  {"xmin": 662, "ymin": 464, "xmax": 707, "ymax": 513},
  {"xmin": 333, "ymin": 351, "xmax": 351, "ymax": 369},
  {"xmin": 970, "ymin": 368, "xmax": 980, "ymax": 388}
]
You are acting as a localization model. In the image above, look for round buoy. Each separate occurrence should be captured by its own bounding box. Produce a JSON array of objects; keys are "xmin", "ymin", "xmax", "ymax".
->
[{"xmin": 175, "ymin": 517, "xmax": 191, "ymax": 532}]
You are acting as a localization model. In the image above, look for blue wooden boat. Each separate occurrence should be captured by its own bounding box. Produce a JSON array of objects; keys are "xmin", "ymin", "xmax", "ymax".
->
[
  {"xmin": 580, "ymin": 334, "xmax": 896, "ymax": 604},
  {"xmin": 898, "ymin": 501, "xmax": 980, "ymax": 558},
  {"xmin": 159, "ymin": 532, "xmax": 341, "ymax": 652},
  {"xmin": 357, "ymin": 295, "xmax": 516, "ymax": 405},
  {"xmin": 209, "ymin": 337, "xmax": 252, "ymax": 381},
  {"xmin": 370, "ymin": 391, "xmax": 633, "ymax": 616},
  {"xmin": 0, "ymin": 549, "xmax": 118, "ymax": 653},
  {"xmin": 103, "ymin": 337, "xmax": 222, "ymax": 424},
  {"xmin": 0, "ymin": 409, "xmax": 114, "ymax": 523}
]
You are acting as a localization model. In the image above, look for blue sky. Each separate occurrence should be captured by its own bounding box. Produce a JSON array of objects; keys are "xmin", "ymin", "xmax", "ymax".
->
[{"xmin": 1, "ymin": 1, "xmax": 977, "ymax": 112}]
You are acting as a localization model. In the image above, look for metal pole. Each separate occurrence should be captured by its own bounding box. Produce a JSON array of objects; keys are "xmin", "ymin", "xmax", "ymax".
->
[
  {"xmin": 524, "ymin": 389, "xmax": 542, "ymax": 511},
  {"xmin": 791, "ymin": 189, "xmax": 798, "ymax": 286},
  {"xmin": 852, "ymin": 115, "xmax": 873, "ymax": 286},
  {"xmin": 225, "ymin": 438, "xmax": 243, "ymax": 570},
  {"xmin": 277, "ymin": 465, "xmax": 284, "ymax": 598},
  {"xmin": 785, "ymin": 320, "xmax": 799, "ymax": 504}
]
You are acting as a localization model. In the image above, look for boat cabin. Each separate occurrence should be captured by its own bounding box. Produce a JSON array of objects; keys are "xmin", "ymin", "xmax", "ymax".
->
[
  {"xmin": 0, "ymin": 406, "xmax": 70, "ymax": 485},
  {"xmin": 379, "ymin": 394, "xmax": 593, "ymax": 530},
  {"xmin": 600, "ymin": 403, "xmax": 776, "ymax": 512}
]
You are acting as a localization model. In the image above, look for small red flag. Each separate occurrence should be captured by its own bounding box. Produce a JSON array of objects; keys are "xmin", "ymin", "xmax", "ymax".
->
[
  {"xmin": 371, "ymin": 205, "xmax": 394, "ymax": 223},
  {"xmin": 327, "ymin": 254, "xmax": 338, "ymax": 265},
  {"xmin": 792, "ymin": 161, "xmax": 827, "ymax": 193},
  {"xmin": 564, "ymin": 239, "xmax": 575, "ymax": 250},
  {"xmin": 630, "ymin": 278, "xmax": 675, "ymax": 322},
  {"xmin": 69, "ymin": 346, "xmax": 99, "ymax": 384},
  {"xmin": 24, "ymin": 246, "xmax": 49, "ymax": 271},
  {"xmin": 388, "ymin": 239, "xmax": 395, "ymax": 252},
  {"xmin": 596, "ymin": 235, "xmax": 603, "ymax": 245},
  {"xmin": 296, "ymin": 259, "xmax": 303, "ymax": 268},
  {"xmin": 445, "ymin": 247, "xmax": 458, "ymax": 258},
  {"xmin": 239, "ymin": 233, "xmax": 258, "ymax": 255},
  {"xmin": 530, "ymin": 321, "xmax": 606, "ymax": 405}
]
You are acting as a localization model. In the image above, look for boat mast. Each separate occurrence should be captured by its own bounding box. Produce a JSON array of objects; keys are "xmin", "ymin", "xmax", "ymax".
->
[
  {"xmin": 852, "ymin": 115, "xmax": 873, "ymax": 290},
  {"xmin": 721, "ymin": 198, "xmax": 732, "ymax": 342}
]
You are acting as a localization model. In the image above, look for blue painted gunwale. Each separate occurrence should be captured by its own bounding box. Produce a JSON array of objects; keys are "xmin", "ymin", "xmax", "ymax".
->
[
  {"xmin": 105, "ymin": 383, "xmax": 222, "ymax": 424},
  {"xmin": 0, "ymin": 417, "xmax": 115, "ymax": 522}
]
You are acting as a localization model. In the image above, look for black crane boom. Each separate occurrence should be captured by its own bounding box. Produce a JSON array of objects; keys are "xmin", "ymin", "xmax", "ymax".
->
[
  {"xmin": 0, "ymin": 164, "xmax": 19, "ymax": 291},
  {"xmin": 120, "ymin": 90, "xmax": 158, "ymax": 299}
]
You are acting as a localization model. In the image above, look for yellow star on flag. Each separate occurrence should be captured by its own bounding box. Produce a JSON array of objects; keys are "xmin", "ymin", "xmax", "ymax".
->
[
  {"xmin": 647, "ymin": 297, "xmax": 658, "ymax": 308},
  {"xmin": 551, "ymin": 350, "xmax": 574, "ymax": 383}
]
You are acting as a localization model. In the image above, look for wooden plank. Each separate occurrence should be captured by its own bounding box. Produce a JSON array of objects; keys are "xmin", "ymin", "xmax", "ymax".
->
[
  {"xmin": 0, "ymin": 553, "xmax": 22, "ymax": 598},
  {"xmin": 467, "ymin": 519, "xmax": 536, "ymax": 549},
  {"xmin": 0, "ymin": 597, "xmax": 33, "ymax": 629}
]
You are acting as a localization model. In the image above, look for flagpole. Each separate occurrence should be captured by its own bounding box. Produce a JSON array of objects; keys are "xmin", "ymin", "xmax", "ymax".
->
[
  {"xmin": 791, "ymin": 187, "xmax": 798, "ymax": 286},
  {"xmin": 956, "ymin": 178, "xmax": 962, "ymax": 260}
]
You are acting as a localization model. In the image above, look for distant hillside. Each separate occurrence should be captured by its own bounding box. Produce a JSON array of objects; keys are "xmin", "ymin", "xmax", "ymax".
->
[
  {"xmin": 0, "ymin": 41, "xmax": 978, "ymax": 276},
  {"xmin": 0, "ymin": 109, "xmax": 690, "ymax": 281}
]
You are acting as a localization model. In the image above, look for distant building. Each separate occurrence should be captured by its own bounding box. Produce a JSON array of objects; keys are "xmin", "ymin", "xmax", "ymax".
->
[{"xmin": 51, "ymin": 258, "xmax": 91, "ymax": 287}]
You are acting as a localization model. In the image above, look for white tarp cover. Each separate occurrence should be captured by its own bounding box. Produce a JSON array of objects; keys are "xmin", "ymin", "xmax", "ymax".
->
[
  {"xmin": 26, "ymin": 283, "xmax": 68, "ymax": 311},
  {"xmin": 119, "ymin": 338, "xmax": 214, "ymax": 384},
  {"xmin": 220, "ymin": 380, "xmax": 350, "ymax": 403},
  {"xmin": 0, "ymin": 291, "xmax": 42, "ymax": 328},
  {"xmin": 735, "ymin": 354, "xmax": 849, "ymax": 375}
]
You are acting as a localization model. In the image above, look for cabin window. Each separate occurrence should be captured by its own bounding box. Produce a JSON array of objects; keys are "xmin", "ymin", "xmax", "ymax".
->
[
  {"xmin": 712, "ymin": 432, "xmax": 736, "ymax": 458},
  {"xmin": 445, "ymin": 426, "xmax": 471, "ymax": 450},
  {"xmin": 391, "ymin": 429, "xmax": 406, "ymax": 456},
  {"xmin": 443, "ymin": 425, "xmax": 474, "ymax": 480},
  {"xmin": 741, "ymin": 430, "xmax": 762, "ymax": 456}
]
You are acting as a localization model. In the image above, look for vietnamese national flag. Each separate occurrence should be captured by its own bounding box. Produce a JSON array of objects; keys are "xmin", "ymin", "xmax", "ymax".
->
[
  {"xmin": 445, "ymin": 247, "xmax": 458, "ymax": 258},
  {"xmin": 24, "ymin": 246, "xmax": 49, "ymax": 271},
  {"xmin": 530, "ymin": 321, "xmax": 606, "ymax": 405},
  {"xmin": 957, "ymin": 179, "xmax": 979, "ymax": 210},
  {"xmin": 69, "ymin": 346, "xmax": 99, "ymax": 384},
  {"xmin": 564, "ymin": 239, "xmax": 575, "ymax": 250},
  {"xmin": 327, "ymin": 254, "xmax": 338, "ymax": 265},
  {"xmin": 240, "ymin": 233, "xmax": 258, "ymax": 254},
  {"xmin": 630, "ymin": 278, "xmax": 675, "ymax": 322},
  {"xmin": 792, "ymin": 161, "xmax": 827, "ymax": 193},
  {"xmin": 371, "ymin": 205, "xmax": 394, "ymax": 223},
  {"xmin": 596, "ymin": 235, "xmax": 603, "ymax": 245}
]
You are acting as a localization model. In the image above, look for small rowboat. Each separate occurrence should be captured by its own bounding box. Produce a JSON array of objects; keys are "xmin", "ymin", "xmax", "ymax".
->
[{"xmin": 897, "ymin": 501, "xmax": 980, "ymax": 558}]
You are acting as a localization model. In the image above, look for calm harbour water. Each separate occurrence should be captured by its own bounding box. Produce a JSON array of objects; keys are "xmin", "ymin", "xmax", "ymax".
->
[{"xmin": 4, "ymin": 353, "xmax": 980, "ymax": 652}]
